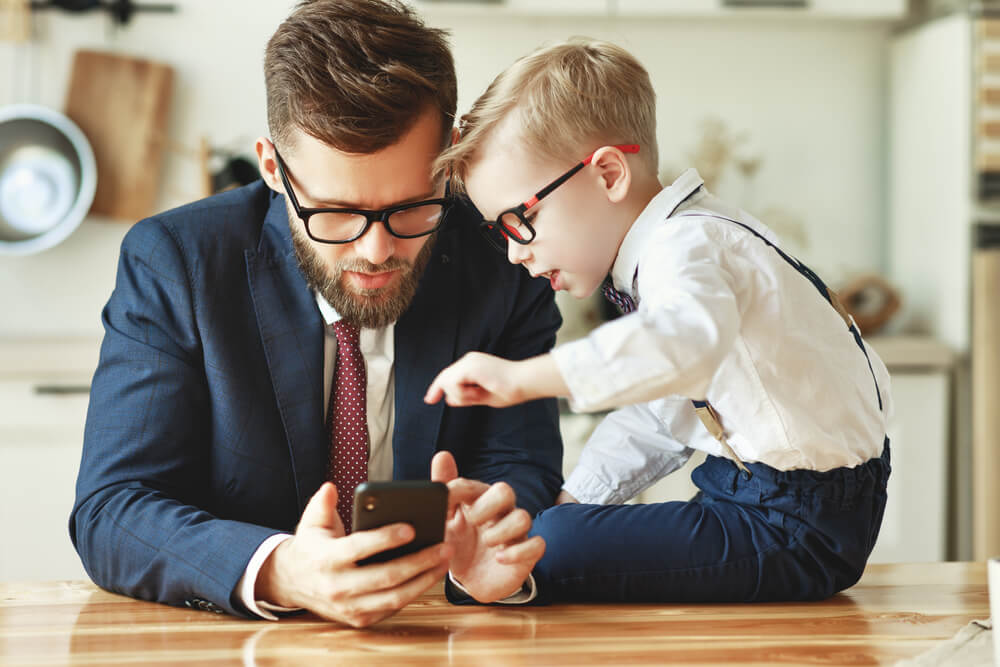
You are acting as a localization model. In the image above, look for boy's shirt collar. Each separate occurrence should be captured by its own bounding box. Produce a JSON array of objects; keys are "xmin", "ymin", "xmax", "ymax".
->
[{"xmin": 610, "ymin": 168, "xmax": 705, "ymax": 296}]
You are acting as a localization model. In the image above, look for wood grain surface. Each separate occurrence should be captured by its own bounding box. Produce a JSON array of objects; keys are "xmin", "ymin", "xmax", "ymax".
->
[{"xmin": 0, "ymin": 562, "xmax": 989, "ymax": 666}]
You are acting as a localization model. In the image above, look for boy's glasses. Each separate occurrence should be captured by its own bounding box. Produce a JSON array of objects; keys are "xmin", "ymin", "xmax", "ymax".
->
[
  {"xmin": 478, "ymin": 144, "xmax": 640, "ymax": 253},
  {"xmin": 274, "ymin": 148, "xmax": 450, "ymax": 244}
]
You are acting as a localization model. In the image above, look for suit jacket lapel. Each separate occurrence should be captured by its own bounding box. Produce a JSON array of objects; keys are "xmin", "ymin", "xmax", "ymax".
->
[
  {"xmin": 246, "ymin": 194, "xmax": 326, "ymax": 514},
  {"xmin": 392, "ymin": 241, "xmax": 459, "ymax": 480}
]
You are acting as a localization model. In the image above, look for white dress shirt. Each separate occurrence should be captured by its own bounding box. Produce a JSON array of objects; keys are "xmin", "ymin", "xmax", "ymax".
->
[{"xmin": 554, "ymin": 169, "xmax": 893, "ymax": 505}]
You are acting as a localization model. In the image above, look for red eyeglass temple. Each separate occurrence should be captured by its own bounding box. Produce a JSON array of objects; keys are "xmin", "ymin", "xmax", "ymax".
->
[
  {"xmin": 582, "ymin": 144, "xmax": 640, "ymax": 165},
  {"xmin": 522, "ymin": 144, "xmax": 641, "ymax": 208}
]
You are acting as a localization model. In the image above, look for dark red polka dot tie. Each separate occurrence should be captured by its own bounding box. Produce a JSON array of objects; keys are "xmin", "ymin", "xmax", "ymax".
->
[{"xmin": 327, "ymin": 321, "xmax": 369, "ymax": 534}]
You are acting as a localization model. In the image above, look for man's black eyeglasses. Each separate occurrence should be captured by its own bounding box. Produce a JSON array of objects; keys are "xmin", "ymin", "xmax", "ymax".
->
[
  {"xmin": 479, "ymin": 144, "xmax": 640, "ymax": 253},
  {"xmin": 273, "ymin": 148, "xmax": 450, "ymax": 244}
]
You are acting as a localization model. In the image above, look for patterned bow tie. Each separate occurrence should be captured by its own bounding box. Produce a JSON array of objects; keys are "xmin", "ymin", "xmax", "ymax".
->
[{"xmin": 601, "ymin": 278, "xmax": 637, "ymax": 314}]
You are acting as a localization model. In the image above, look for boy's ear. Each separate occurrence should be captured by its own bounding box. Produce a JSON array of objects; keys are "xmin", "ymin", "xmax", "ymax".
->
[
  {"xmin": 590, "ymin": 145, "xmax": 631, "ymax": 204},
  {"xmin": 450, "ymin": 126, "xmax": 461, "ymax": 145},
  {"xmin": 255, "ymin": 137, "xmax": 284, "ymax": 194}
]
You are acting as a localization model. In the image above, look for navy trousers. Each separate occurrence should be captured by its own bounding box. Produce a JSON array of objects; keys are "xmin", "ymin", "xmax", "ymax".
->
[{"xmin": 529, "ymin": 440, "xmax": 890, "ymax": 603}]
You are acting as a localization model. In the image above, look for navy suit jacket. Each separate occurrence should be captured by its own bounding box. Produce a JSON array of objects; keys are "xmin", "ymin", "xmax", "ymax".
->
[{"xmin": 70, "ymin": 181, "xmax": 563, "ymax": 616}]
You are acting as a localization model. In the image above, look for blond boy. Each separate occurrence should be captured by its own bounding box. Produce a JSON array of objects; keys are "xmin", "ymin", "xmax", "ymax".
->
[{"xmin": 426, "ymin": 39, "xmax": 892, "ymax": 603}]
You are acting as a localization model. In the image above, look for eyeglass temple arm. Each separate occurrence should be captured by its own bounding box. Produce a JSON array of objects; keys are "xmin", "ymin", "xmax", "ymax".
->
[
  {"xmin": 272, "ymin": 148, "xmax": 303, "ymax": 212},
  {"xmin": 582, "ymin": 144, "xmax": 640, "ymax": 165},
  {"xmin": 526, "ymin": 144, "xmax": 641, "ymax": 209}
]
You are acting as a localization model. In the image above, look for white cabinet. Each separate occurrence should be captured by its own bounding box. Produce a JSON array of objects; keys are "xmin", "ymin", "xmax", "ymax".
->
[
  {"xmin": 409, "ymin": 0, "xmax": 906, "ymax": 19},
  {"xmin": 615, "ymin": 0, "xmax": 905, "ymax": 19},
  {"xmin": 866, "ymin": 337, "xmax": 953, "ymax": 563},
  {"xmin": 558, "ymin": 336, "xmax": 954, "ymax": 563},
  {"xmin": 0, "ymin": 338, "xmax": 100, "ymax": 582}
]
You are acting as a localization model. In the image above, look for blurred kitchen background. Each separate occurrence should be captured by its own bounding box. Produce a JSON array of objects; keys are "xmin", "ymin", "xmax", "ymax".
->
[{"xmin": 0, "ymin": 0, "xmax": 997, "ymax": 582}]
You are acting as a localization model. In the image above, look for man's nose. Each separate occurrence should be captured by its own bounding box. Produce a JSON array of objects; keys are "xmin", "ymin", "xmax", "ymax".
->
[{"xmin": 354, "ymin": 220, "xmax": 395, "ymax": 265}]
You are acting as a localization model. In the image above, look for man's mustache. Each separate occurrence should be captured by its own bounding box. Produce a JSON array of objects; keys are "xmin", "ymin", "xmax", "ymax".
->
[{"xmin": 336, "ymin": 257, "xmax": 412, "ymax": 274}]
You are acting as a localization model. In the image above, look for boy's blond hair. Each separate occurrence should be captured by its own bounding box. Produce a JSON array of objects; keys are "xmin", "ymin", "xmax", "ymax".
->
[{"xmin": 436, "ymin": 38, "xmax": 658, "ymax": 190}]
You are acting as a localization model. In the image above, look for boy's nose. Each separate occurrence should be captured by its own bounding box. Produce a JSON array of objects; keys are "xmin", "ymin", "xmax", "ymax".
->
[
  {"xmin": 354, "ymin": 220, "xmax": 395, "ymax": 266},
  {"xmin": 506, "ymin": 239, "xmax": 531, "ymax": 265}
]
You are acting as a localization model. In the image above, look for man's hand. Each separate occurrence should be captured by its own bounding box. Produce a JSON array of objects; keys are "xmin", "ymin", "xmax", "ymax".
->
[
  {"xmin": 431, "ymin": 451, "xmax": 545, "ymax": 603},
  {"xmin": 424, "ymin": 352, "xmax": 568, "ymax": 408},
  {"xmin": 255, "ymin": 482, "xmax": 452, "ymax": 628}
]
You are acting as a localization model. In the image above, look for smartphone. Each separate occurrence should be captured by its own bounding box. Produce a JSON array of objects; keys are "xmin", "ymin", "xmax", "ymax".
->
[{"xmin": 351, "ymin": 480, "xmax": 448, "ymax": 566}]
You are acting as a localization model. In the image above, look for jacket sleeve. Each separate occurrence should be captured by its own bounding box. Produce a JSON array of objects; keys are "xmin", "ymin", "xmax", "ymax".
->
[
  {"xmin": 460, "ymin": 273, "xmax": 565, "ymax": 517},
  {"xmin": 69, "ymin": 218, "xmax": 277, "ymax": 618}
]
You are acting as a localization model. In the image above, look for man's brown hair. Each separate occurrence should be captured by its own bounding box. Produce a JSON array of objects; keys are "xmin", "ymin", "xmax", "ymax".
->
[{"xmin": 265, "ymin": 0, "xmax": 457, "ymax": 155}]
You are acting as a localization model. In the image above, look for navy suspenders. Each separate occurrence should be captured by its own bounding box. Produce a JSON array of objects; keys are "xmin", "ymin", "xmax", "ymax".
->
[
  {"xmin": 673, "ymin": 211, "xmax": 884, "ymax": 413},
  {"xmin": 660, "ymin": 208, "xmax": 887, "ymax": 476}
]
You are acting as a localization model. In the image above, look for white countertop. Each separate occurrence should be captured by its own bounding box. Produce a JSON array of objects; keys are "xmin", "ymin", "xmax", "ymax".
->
[
  {"xmin": 0, "ymin": 337, "xmax": 102, "ymax": 380},
  {"xmin": 867, "ymin": 335, "xmax": 955, "ymax": 371}
]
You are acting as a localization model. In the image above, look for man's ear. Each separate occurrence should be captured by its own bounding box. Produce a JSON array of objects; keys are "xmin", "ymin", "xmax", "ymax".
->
[
  {"xmin": 450, "ymin": 126, "xmax": 460, "ymax": 146},
  {"xmin": 255, "ymin": 137, "xmax": 284, "ymax": 194},
  {"xmin": 590, "ymin": 145, "xmax": 632, "ymax": 204}
]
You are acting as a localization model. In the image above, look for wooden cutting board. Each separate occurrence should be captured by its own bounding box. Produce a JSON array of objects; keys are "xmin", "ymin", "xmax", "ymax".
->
[{"xmin": 64, "ymin": 50, "xmax": 174, "ymax": 222}]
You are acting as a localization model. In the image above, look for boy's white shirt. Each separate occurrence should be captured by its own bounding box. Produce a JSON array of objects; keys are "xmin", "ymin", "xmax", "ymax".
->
[{"xmin": 553, "ymin": 168, "xmax": 894, "ymax": 505}]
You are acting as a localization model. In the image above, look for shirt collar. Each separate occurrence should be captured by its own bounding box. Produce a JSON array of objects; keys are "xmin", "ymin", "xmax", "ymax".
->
[
  {"xmin": 315, "ymin": 292, "xmax": 342, "ymax": 326},
  {"xmin": 610, "ymin": 168, "xmax": 704, "ymax": 294}
]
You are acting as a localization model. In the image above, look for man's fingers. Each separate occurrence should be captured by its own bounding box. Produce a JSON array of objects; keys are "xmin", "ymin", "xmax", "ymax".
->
[
  {"xmin": 336, "ymin": 523, "xmax": 415, "ymax": 565},
  {"xmin": 344, "ymin": 542, "xmax": 452, "ymax": 593},
  {"xmin": 340, "ymin": 562, "xmax": 450, "ymax": 627},
  {"xmin": 298, "ymin": 482, "xmax": 346, "ymax": 537},
  {"xmin": 464, "ymin": 481, "xmax": 517, "ymax": 525},
  {"xmin": 495, "ymin": 535, "xmax": 546, "ymax": 565},
  {"xmin": 430, "ymin": 450, "xmax": 458, "ymax": 485},
  {"xmin": 446, "ymin": 477, "xmax": 490, "ymax": 511},
  {"xmin": 480, "ymin": 508, "xmax": 532, "ymax": 547}
]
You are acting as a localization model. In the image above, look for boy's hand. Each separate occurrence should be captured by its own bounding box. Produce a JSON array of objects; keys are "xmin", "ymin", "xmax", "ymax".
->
[
  {"xmin": 424, "ymin": 351, "xmax": 568, "ymax": 408},
  {"xmin": 424, "ymin": 352, "xmax": 526, "ymax": 407}
]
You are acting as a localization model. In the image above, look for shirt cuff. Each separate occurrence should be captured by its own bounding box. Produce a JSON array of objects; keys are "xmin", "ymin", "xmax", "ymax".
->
[
  {"xmin": 448, "ymin": 571, "xmax": 537, "ymax": 604},
  {"xmin": 237, "ymin": 533, "xmax": 301, "ymax": 620},
  {"xmin": 563, "ymin": 466, "xmax": 620, "ymax": 505}
]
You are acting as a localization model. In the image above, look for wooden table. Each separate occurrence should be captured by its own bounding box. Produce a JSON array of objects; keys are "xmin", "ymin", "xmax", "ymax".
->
[{"xmin": 0, "ymin": 563, "xmax": 989, "ymax": 666}]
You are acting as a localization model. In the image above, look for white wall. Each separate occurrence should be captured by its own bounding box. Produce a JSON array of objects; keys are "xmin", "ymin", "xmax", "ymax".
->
[{"xmin": 0, "ymin": 2, "xmax": 892, "ymax": 337}]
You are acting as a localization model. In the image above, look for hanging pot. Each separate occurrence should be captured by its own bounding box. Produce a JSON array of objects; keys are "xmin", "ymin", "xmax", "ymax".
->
[{"xmin": 0, "ymin": 104, "xmax": 97, "ymax": 255}]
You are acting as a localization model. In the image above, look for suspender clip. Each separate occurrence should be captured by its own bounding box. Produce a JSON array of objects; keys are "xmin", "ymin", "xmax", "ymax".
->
[{"xmin": 692, "ymin": 400, "xmax": 751, "ymax": 478}]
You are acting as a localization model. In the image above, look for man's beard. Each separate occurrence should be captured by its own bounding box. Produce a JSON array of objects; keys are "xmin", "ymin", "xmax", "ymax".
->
[{"xmin": 291, "ymin": 224, "xmax": 436, "ymax": 329}]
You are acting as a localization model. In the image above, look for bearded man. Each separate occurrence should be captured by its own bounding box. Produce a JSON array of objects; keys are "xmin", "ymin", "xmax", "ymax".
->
[{"xmin": 70, "ymin": 0, "xmax": 562, "ymax": 628}]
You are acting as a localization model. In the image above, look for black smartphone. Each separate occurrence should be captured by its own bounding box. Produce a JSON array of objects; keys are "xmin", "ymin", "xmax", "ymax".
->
[{"xmin": 351, "ymin": 480, "xmax": 448, "ymax": 566}]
